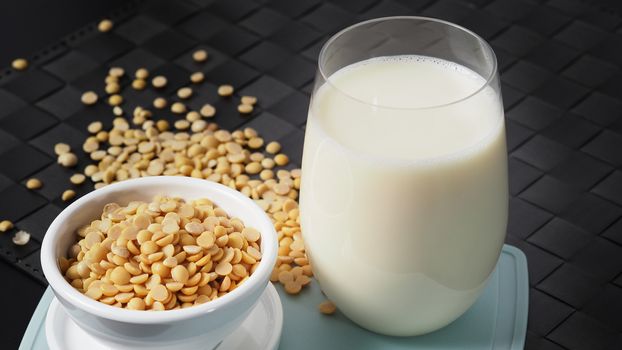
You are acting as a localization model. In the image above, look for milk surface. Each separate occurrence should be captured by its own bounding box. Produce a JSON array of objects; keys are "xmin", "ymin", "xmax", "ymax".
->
[{"xmin": 300, "ymin": 56, "xmax": 508, "ymax": 335}]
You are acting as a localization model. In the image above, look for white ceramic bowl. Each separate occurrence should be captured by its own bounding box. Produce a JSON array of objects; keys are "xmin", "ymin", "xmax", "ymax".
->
[{"xmin": 41, "ymin": 177, "xmax": 278, "ymax": 350}]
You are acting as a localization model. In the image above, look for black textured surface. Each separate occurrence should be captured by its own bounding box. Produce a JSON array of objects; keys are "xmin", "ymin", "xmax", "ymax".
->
[{"xmin": 1, "ymin": 0, "xmax": 622, "ymax": 349}]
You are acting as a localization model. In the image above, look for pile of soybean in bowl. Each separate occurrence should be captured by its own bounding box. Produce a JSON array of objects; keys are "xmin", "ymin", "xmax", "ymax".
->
[{"xmin": 60, "ymin": 195, "xmax": 262, "ymax": 310}]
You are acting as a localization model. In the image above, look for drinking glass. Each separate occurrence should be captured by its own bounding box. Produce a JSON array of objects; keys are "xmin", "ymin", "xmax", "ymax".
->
[{"xmin": 299, "ymin": 16, "xmax": 507, "ymax": 336}]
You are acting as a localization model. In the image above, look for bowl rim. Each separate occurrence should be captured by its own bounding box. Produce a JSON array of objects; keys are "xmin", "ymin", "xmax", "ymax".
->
[{"xmin": 41, "ymin": 176, "xmax": 278, "ymax": 324}]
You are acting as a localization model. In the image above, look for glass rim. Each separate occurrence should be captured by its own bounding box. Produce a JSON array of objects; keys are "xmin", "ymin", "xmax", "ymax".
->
[{"xmin": 317, "ymin": 16, "xmax": 499, "ymax": 111}]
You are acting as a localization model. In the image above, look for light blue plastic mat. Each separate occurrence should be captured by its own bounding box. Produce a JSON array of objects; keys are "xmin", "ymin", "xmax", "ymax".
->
[{"xmin": 20, "ymin": 244, "xmax": 528, "ymax": 350}]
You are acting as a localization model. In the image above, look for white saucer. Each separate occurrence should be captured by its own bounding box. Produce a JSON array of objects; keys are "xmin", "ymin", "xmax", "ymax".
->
[{"xmin": 45, "ymin": 283, "xmax": 283, "ymax": 350}]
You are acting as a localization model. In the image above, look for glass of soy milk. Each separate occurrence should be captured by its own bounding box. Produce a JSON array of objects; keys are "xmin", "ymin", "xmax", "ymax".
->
[{"xmin": 299, "ymin": 17, "xmax": 507, "ymax": 336}]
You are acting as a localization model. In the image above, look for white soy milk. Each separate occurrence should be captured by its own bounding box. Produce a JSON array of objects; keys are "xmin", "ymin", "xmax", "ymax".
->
[{"xmin": 300, "ymin": 56, "xmax": 508, "ymax": 336}]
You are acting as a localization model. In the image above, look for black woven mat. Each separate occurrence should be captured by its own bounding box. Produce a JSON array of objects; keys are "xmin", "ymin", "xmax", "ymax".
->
[{"xmin": 1, "ymin": 0, "xmax": 621, "ymax": 348}]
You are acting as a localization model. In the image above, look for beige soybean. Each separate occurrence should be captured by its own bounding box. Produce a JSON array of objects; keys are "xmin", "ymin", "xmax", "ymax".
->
[
  {"xmin": 12, "ymin": 58, "xmax": 28, "ymax": 71},
  {"xmin": 174, "ymin": 120, "xmax": 190, "ymax": 130},
  {"xmin": 171, "ymin": 102, "xmax": 187, "ymax": 114},
  {"xmin": 196, "ymin": 232, "xmax": 215, "ymax": 249},
  {"xmin": 127, "ymin": 297, "xmax": 146, "ymax": 310},
  {"xmin": 58, "ymin": 153, "xmax": 78, "ymax": 167},
  {"xmin": 0, "ymin": 220, "xmax": 13, "ymax": 232},
  {"xmin": 61, "ymin": 190, "xmax": 75, "ymax": 202},
  {"xmin": 318, "ymin": 300, "xmax": 336, "ymax": 315},
  {"xmin": 135, "ymin": 68, "xmax": 149, "ymax": 79},
  {"xmin": 98, "ymin": 19, "xmax": 113, "ymax": 32},
  {"xmin": 259, "ymin": 169, "xmax": 273, "ymax": 180},
  {"xmin": 190, "ymin": 119, "xmax": 206, "ymax": 132},
  {"xmin": 70, "ymin": 174, "xmax": 86, "ymax": 185},
  {"xmin": 151, "ymin": 284, "xmax": 169, "ymax": 302},
  {"xmin": 240, "ymin": 96, "xmax": 257, "ymax": 105},
  {"xmin": 108, "ymin": 94, "xmax": 123, "ymax": 106},
  {"xmin": 153, "ymin": 97, "xmax": 167, "ymax": 109},
  {"xmin": 12, "ymin": 230, "xmax": 31, "ymax": 246},
  {"xmin": 273, "ymin": 183, "xmax": 290, "ymax": 196},
  {"xmin": 83, "ymin": 136, "xmax": 100, "ymax": 153},
  {"xmin": 242, "ymin": 228, "xmax": 260, "ymax": 242},
  {"xmin": 152, "ymin": 76, "xmax": 167, "ymax": 88},
  {"xmin": 105, "ymin": 83, "xmax": 120, "ymax": 94},
  {"xmin": 245, "ymin": 162, "xmax": 262, "ymax": 175},
  {"xmin": 54, "ymin": 143, "xmax": 71, "ymax": 156},
  {"xmin": 200, "ymin": 104, "xmax": 216, "ymax": 118},
  {"xmin": 217, "ymin": 84, "xmax": 234, "ymax": 97},
  {"xmin": 215, "ymin": 261, "xmax": 232, "ymax": 276},
  {"xmin": 171, "ymin": 265, "xmax": 189, "ymax": 284},
  {"xmin": 101, "ymin": 283, "xmax": 119, "ymax": 297},
  {"xmin": 177, "ymin": 87, "xmax": 193, "ymax": 99},
  {"xmin": 274, "ymin": 154, "xmax": 289, "ymax": 166},
  {"xmin": 284, "ymin": 281, "xmax": 302, "ymax": 294},
  {"xmin": 109, "ymin": 67, "xmax": 124, "ymax": 77},
  {"xmin": 81, "ymin": 91, "xmax": 98, "ymax": 105},
  {"xmin": 237, "ymin": 104, "xmax": 253, "ymax": 114},
  {"xmin": 265, "ymin": 141, "xmax": 281, "ymax": 154},
  {"xmin": 87, "ymin": 121, "xmax": 103, "ymax": 134},
  {"xmin": 111, "ymin": 266, "xmax": 131, "ymax": 285},
  {"xmin": 190, "ymin": 72, "xmax": 204, "ymax": 83},
  {"xmin": 86, "ymin": 285, "xmax": 103, "ymax": 300},
  {"xmin": 132, "ymin": 79, "xmax": 147, "ymax": 90},
  {"xmin": 247, "ymin": 137, "xmax": 264, "ymax": 149},
  {"xmin": 25, "ymin": 178, "xmax": 42, "ymax": 190},
  {"xmin": 192, "ymin": 49, "xmax": 208, "ymax": 62}
]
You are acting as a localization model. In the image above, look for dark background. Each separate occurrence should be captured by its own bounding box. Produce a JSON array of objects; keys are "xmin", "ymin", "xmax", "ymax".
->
[
  {"xmin": 2, "ymin": 0, "xmax": 622, "ymax": 349},
  {"xmin": 2, "ymin": 0, "xmax": 621, "ymax": 67}
]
